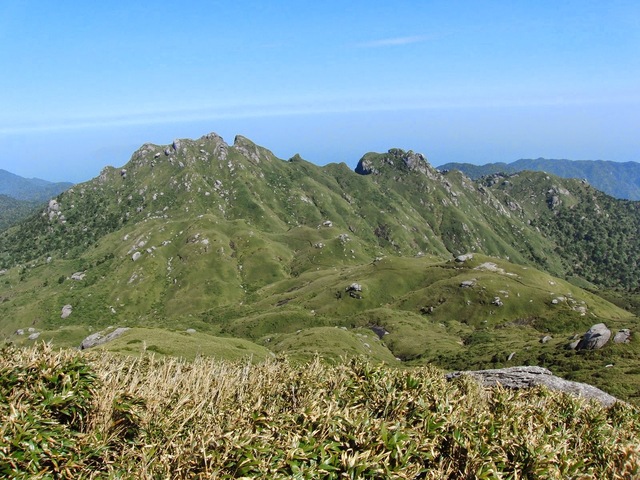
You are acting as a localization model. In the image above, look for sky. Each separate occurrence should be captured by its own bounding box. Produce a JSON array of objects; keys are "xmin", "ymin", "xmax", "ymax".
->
[{"xmin": 0, "ymin": 1, "xmax": 638, "ymax": 183}]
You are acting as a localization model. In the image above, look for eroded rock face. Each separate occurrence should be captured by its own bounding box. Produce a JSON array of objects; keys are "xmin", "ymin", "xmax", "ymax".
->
[
  {"xmin": 446, "ymin": 366, "xmax": 618, "ymax": 407},
  {"xmin": 576, "ymin": 323, "xmax": 611, "ymax": 350}
]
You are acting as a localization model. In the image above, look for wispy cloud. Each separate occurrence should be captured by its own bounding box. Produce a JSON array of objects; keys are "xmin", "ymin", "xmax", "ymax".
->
[
  {"xmin": 2, "ymin": 94, "xmax": 638, "ymax": 136},
  {"xmin": 356, "ymin": 35, "xmax": 427, "ymax": 48}
]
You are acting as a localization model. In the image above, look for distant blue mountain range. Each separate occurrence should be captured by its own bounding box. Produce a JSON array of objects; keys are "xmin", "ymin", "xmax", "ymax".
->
[
  {"xmin": 437, "ymin": 158, "xmax": 640, "ymax": 200},
  {"xmin": 0, "ymin": 169, "xmax": 73, "ymax": 202}
]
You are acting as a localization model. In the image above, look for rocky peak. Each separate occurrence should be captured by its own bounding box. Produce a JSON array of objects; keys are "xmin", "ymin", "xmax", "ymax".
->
[
  {"xmin": 355, "ymin": 148, "xmax": 433, "ymax": 176},
  {"xmin": 199, "ymin": 132, "xmax": 229, "ymax": 161},
  {"xmin": 232, "ymin": 135, "xmax": 271, "ymax": 165}
]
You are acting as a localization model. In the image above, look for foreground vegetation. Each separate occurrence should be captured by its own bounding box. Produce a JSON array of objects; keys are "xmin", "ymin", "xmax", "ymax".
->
[{"xmin": 2, "ymin": 344, "xmax": 639, "ymax": 479}]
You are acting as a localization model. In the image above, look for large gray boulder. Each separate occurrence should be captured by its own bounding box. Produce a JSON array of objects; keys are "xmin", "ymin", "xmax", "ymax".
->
[
  {"xmin": 446, "ymin": 366, "xmax": 618, "ymax": 407},
  {"xmin": 576, "ymin": 323, "xmax": 611, "ymax": 350},
  {"xmin": 80, "ymin": 327, "xmax": 130, "ymax": 350}
]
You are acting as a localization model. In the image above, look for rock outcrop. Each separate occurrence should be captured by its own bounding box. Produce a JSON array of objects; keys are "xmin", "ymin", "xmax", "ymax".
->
[
  {"xmin": 355, "ymin": 149, "xmax": 433, "ymax": 176},
  {"xmin": 80, "ymin": 327, "xmax": 130, "ymax": 350},
  {"xmin": 446, "ymin": 366, "xmax": 618, "ymax": 407}
]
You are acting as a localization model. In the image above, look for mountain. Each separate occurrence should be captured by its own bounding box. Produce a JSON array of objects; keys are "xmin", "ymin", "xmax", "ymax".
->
[
  {"xmin": 0, "ymin": 168, "xmax": 73, "ymax": 202},
  {"xmin": 0, "ymin": 194, "xmax": 42, "ymax": 231},
  {"xmin": 0, "ymin": 169, "xmax": 73, "ymax": 230},
  {"xmin": 0, "ymin": 133, "xmax": 638, "ymax": 402},
  {"xmin": 438, "ymin": 158, "xmax": 640, "ymax": 200}
]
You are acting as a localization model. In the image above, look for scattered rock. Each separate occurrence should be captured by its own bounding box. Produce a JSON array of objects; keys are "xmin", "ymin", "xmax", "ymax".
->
[
  {"xmin": 507, "ymin": 352, "xmax": 516, "ymax": 361},
  {"xmin": 345, "ymin": 283, "xmax": 363, "ymax": 299},
  {"xmin": 460, "ymin": 279, "xmax": 476, "ymax": 288},
  {"xmin": 322, "ymin": 220, "xmax": 333, "ymax": 227},
  {"xmin": 369, "ymin": 325, "xmax": 389, "ymax": 338},
  {"xmin": 540, "ymin": 335, "xmax": 552, "ymax": 344},
  {"xmin": 185, "ymin": 328, "xmax": 197, "ymax": 334},
  {"xmin": 474, "ymin": 262, "xmax": 506, "ymax": 274},
  {"xmin": 48, "ymin": 199, "xmax": 60, "ymax": 212},
  {"xmin": 16, "ymin": 329, "xmax": 24, "ymax": 335},
  {"xmin": 492, "ymin": 297, "xmax": 504, "ymax": 307},
  {"xmin": 446, "ymin": 366, "xmax": 618, "ymax": 407},
  {"xmin": 71, "ymin": 272, "xmax": 86, "ymax": 281},
  {"xmin": 61, "ymin": 304, "xmax": 73, "ymax": 319},
  {"xmin": 567, "ymin": 339, "xmax": 580, "ymax": 350},
  {"xmin": 455, "ymin": 253, "xmax": 474, "ymax": 263},
  {"xmin": 132, "ymin": 251, "xmax": 142, "ymax": 261},
  {"xmin": 80, "ymin": 327, "xmax": 130, "ymax": 350},
  {"xmin": 576, "ymin": 323, "xmax": 611, "ymax": 350},
  {"xmin": 548, "ymin": 194, "xmax": 561, "ymax": 210},
  {"xmin": 573, "ymin": 305, "xmax": 587, "ymax": 316},
  {"xmin": 613, "ymin": 329, "xmax": 631, "ymax": 344},
  {"xmin": 28, "ymin": 332, "xmax": 40, "ymax": 340}
]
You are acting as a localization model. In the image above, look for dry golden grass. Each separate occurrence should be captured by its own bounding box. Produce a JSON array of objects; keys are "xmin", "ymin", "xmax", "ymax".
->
[{"xmin": 2, "ymin": 343, "xmax": 639, "ymax": 479}]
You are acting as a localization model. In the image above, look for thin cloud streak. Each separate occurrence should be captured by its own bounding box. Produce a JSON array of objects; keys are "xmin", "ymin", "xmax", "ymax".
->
[
  {"xmin": 356, "ymin": 35, "xmax": 427, "ymax": 47},
  {"xmin": 1, "ymin": 94, "xmax": 638, "ymax": 136}
]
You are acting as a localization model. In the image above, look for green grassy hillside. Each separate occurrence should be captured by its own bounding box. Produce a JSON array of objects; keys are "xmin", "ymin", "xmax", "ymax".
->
[
  {"xmin": 439, "ymin": 158, "xmax": 640, "ymax": 200},
  {"xmin": 1, "ymin": 132, "xmax": 639, "ymax": 402}
]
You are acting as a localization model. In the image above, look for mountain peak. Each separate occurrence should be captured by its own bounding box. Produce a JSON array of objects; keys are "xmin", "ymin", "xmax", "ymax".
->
[
  {"xmin": 355, "ymin": 148, "xmax": 433, "ymax": 176},
  {"xmin": 232, "ymin": 134, "xmax": 276, "ymax": 165}
]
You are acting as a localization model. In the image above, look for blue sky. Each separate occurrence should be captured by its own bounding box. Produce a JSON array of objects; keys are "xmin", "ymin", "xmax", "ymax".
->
[{"xmin": 0, "ymin": 1, "xmax": 638, "ymax": 182}]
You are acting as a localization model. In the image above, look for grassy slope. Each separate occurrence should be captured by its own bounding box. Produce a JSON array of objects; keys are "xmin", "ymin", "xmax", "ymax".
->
[{"xmin": 1, "ymin": 133, "xmax": 639, "ymax": 403}]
